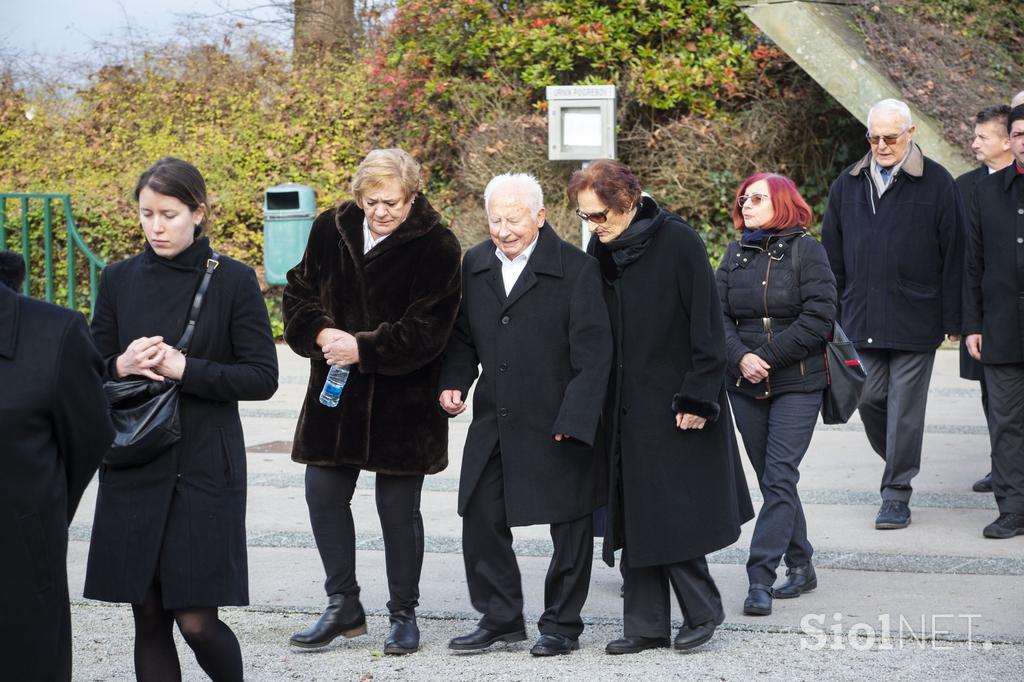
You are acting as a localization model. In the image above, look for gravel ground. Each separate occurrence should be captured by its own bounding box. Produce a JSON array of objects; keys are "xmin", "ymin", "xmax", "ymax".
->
[{"xmin": 71, "ymin": 602, "xmax": 1020, "ymax": 682}]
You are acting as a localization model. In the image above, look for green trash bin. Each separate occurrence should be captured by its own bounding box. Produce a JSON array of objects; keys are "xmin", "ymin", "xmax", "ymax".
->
[{"xmin": 263, "ymin": 184, "xmax": 317, "ymax": 285}]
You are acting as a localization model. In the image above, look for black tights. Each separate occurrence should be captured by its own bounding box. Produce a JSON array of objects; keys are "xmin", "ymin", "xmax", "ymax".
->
[{"xmin": 131, "ymin": 583, "xmax": 243, "ymax": 682}]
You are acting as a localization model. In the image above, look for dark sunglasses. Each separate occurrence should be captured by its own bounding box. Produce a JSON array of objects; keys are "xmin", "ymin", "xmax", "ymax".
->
[{"xmin": 575, "ymin": 207, "xmax": 610, "ymax": 224}]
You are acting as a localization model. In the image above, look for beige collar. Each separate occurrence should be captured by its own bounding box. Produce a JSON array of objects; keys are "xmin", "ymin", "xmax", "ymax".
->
[{"xmin": 850, "ymin": 142, "xmax": 924, "ymax": 178}]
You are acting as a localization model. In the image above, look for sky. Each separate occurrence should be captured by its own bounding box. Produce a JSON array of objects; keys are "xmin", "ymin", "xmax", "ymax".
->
[{"xmin": 2, "ymin": 0, "xmax": 288, "ymax": 68}]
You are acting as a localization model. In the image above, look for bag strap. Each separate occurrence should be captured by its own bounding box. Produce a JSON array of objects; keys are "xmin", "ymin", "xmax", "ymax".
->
[{"xmin": 174, "ymin": 252, "xmax": 220, "ymax": 354}]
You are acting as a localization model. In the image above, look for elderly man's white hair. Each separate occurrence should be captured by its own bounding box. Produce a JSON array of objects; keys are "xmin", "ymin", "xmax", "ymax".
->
[
  {"xmin": 1012, "ymin": 90, "xmax": 1024, "ymax": 109},
  {"xmin": 484, "ymin": 173, "xmax": 544, "ymax": 216},
  {"xmin": 867, "ymin": 99, "xmax": 913, "ymax": 128}
]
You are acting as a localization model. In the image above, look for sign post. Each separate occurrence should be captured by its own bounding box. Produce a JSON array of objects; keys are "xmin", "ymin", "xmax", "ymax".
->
[{"xmin": 546, "ymin": 85, "xmax": 616, "ymax": 250}]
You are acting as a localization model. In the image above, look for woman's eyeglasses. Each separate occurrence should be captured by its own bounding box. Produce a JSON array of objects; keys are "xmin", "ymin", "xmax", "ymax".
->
[
  {"xmin": 737, "ymin": 193, "xmax": 770, "ymax": 208},
  {"xmin": 575, "ymin": 207, "xmax": 611, "ymax": 224}
]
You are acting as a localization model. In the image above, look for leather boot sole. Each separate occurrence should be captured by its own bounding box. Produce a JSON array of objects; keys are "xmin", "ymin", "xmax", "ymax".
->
[
  {"xmin": 604, "ymin": 638, "xmax": 670, "ymax": 655},
  {"xmin": 383, "ymin": 642, "xmax": 419, "ymax": 655},
  {"xmin": 742, "ymin": 603, "xmax": 772, "ymax": 616},
  {"xmin": 983, "ymin": 526, "xmax": 1024, "ymax": 539},
  {"xmin": 289, "ymin": 623, "xmax": 368, "ymax": 649},
  {"xmin": 875, "ymin": 518, "xmax": 911, "ymax": 530},
  {"xmin": 674, "ymin": 626, "xmax": 716, "ymax": 651},
  {"xmin": 448, "ymin": 630, "xmax": 527, "ymax": 651},
  {"xmin": 774, "ymin": 576, "xmax": 818, "ymax": 599}
]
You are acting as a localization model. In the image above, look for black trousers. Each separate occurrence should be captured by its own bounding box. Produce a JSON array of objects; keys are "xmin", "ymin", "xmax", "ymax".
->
[
  {"xmin": 858, "ymin": 349, "xmax": 936, "ymax": 502},
  {"xmin": 305, "ymin": 464, "xmax": 424, "ymax": 613},
  {"xmin": 462, "ymin": 447, "xmax": 593, "ymax": 639},
  {"xmin": 729, "ymin": 390, "xmax": 821, "ymax": 586},
  {"xmin": 983, "ymin": 363, "xmax": 1024, "ymax": 514},
  {"xmin": 621, "ymin": 549, "xmax": 724, "ymax": 639}
]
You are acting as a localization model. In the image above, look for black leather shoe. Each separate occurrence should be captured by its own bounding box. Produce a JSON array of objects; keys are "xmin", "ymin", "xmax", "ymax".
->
[
  {"xmin": 383, "ymin": 609, "xmax": 419, "ymax": 655},
  {"xmin": 674, "ymin": 620, "xmax": 716, "ymax": 651},
  {"xmin": 605, "ymin": 636, "xmax": 670, "ymax": 655},
  {"xmin": 973, "ymin": 472, "xmax": 993, "ymax": 493},
  {"xmin": 982, "ymin": 512, "xmax": 1024, "ymax": 539},
  {"xmin": 875, "ymin": 500, "xmax": 911, "ymax": 529},
  {"xmin": 289, "ymin": 593, "xmax": 367, "ymax": 648},
  {"xmin": 742, "ymin": 584, "xmax": 773, "ymax": 616},
  {"xmin": 774, "ymin": 564, "xmax": 817, "ymax": 599},
  {"xmin": 530, "ymin": 633, "xmax": 579, "ymax": 656},
  {"xmin": 448, "ymin": 627, "xmax": 527, "ymax": 651}
]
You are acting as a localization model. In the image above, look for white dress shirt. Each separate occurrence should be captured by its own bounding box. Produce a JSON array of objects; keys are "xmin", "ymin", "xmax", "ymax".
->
[
  {"xmin": 363, "ymin": 220, "xmax": 389, "ymax": 255},
  {"xmin": 495, "ymin": 233, "xmax": 540, "ymax": 296}
]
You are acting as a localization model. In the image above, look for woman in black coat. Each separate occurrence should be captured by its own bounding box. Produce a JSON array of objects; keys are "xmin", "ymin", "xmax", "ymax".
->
[
  {"xmin": 1, "ymin": 252, "xmax": 113, "ymax": 682},
  {"xmin": 283, "ymin": 148, "xmax": 462, "ymax": 655},
  {"xmin": 84, "ymin": 158, "xmax": 279, "ymax": 681},
  {"xmin": 715, "ymin": 173, "xmax": 836, "ymax": 617},
  {"xmin": 571, "ymin": 160, "xmax": 754, "ymax": 655}
]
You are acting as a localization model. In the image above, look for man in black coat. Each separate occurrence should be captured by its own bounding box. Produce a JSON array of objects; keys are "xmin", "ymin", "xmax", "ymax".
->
[
  {"xmin": 963, "ymin": 104, "xmax": 1024, "ymax": 539},
  {"xmin": 439, "ymin": 173, "xmax": 612, "ymax": 656},
  {"xmin": 955, "ymin": 104, "xmax": 1013, "ymax": 494},
  {"xmin": 823, "ymin": 99, "xmax": 966, "ymax": 530},
  {"xmin": 0, "ymin": 250, "xmax": 114, "ymax": 681}
]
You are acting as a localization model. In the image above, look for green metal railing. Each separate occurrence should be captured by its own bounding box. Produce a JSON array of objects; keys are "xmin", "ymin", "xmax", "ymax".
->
[{"xmin": 0, "ymin": 193, "xmax": 106, "ymax": 315}]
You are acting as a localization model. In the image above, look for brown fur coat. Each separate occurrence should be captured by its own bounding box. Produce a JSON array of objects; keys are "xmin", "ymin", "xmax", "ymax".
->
[{"xmin": 283, "ymin": 195, "xmax": 462, "ymax": 474}]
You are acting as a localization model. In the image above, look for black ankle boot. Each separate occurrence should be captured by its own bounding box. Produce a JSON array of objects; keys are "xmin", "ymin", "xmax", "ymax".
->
[
  {"xmin": 289, "ymin": 593, "xmax": 367, "ymax": 648},
  {"xmin": 384, "ymin": 609, "xmax": 419, "ymax": 655},
  {"xmin": 743, "ymin": 584, "xmax": 773, "ymax": 616}
]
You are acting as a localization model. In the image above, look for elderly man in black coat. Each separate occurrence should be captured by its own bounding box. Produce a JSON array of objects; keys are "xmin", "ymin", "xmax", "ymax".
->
[
  {"xmin": 823, "ymin": 98, "xmax": 966, "ymax": 531},
  {"xmin": 963, "ymin": 104, "xmax": 1024, "ymax": 539},
  {"xmin": 439, "ymin": 173, "xmax": 612, "ymax": 657},
  {"xmin": 0, "ymin": 250, "xmax": 114, "ymax": 681}
]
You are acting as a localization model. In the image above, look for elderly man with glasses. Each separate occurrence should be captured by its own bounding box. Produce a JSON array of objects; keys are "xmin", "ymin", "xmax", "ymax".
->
[{"xmin": 822, "ymin": 99, "xmax": 967, "ymax": 531}]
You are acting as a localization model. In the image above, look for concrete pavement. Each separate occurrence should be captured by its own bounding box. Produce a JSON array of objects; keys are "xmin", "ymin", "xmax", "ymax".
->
[{"xmin": 67, "ymin": 346, "xmax": 1024, "ymax": 680}]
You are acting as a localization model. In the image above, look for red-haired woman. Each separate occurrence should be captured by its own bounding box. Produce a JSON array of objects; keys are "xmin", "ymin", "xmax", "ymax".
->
[{"xmin": 715, "ymin": 172, "xmax": 837, "ymax": 617}]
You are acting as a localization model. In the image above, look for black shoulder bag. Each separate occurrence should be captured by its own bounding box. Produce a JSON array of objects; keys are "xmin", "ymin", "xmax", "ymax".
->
[
  {"xmin": 790, "ymin": 236, "xmax": 867, "ymax": 424},
  {"xmin": 102, "ymin": 253, "xmax": 220, "ymax": 469}
]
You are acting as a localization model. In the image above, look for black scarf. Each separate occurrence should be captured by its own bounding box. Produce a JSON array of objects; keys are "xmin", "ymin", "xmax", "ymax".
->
[
  {"xmin": 597, "ymin": 196, "xmax": 663, "ymax": 280},
  {"xmin": 741, "ymin": 228, "xmax": 776, "ymax": 243}
]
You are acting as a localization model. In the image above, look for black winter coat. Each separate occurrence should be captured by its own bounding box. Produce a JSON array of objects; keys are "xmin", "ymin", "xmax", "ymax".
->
[
  {"xmin": 716, "ymin": 229, "xmax": 837, "ymax": 399},
  {"xmin": 439, "ymin": 225, "xmax": 612, "ymax": 526},
  {"xmin": 283, "ymin": 196, "xmax": 462, "ymax": 475},
  {"xmin": 0, "ymin": 285, "xmax": 113, "ymax": 682},
  {"xmin": 963, "ymin": 164, "xmax": 1024, "ymax": 363},
  {"xmin": 590, "ymin": 198, "xmax": 754, "ymax": 568},
  {"xmin": 956, "ymin": 165, "xmax": 993, "ymax": 380},
  {"xmin": 822, "ymin": 144, "xmax": 966, "ymax": 352},
  {"xmin": 84, "ymin": 238, "xmax": 279, "ymax": 609}
]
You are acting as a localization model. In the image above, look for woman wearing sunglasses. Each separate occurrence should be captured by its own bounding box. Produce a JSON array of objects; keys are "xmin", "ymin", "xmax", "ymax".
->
[
  {"xmin": 715, "ymin": 172, "xmax": 836, "ymax": 617},
  {"xmin": 570, "ymin": 159, "xmax": 754, "ymax": 654}
]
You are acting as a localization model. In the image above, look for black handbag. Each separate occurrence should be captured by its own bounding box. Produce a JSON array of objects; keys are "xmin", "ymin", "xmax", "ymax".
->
[
  {"xmin": 789, "ymin": 235, "xmax": 867, "ymax": 424},
  {"xmin": 102, "ymin": 253, "xmax": 220, "ymax": 469},
  {"xmin": 820, "ymin": 320, "xmax": 868, "ymax": 424}
]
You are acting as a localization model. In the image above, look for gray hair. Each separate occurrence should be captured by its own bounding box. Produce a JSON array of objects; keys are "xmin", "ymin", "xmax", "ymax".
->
[
  {"xmin": 483, "ymin": 173, "xmax": 544, "ymax": 216},
  {"xmin": 1012, "ymin": 90, "xmax": 1024, "ymax": 109},
  {"xmin": 867, "ymin": 99, "xmax": 913, "ymax": 129}
]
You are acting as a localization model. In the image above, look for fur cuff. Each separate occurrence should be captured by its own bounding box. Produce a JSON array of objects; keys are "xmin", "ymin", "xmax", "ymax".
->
[{"xmin": 671, "ymin": 394, "xmax": 721, "ymax": 422}]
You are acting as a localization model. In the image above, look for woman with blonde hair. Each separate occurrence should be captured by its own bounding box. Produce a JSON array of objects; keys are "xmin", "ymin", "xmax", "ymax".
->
[{"xmin": 284, "ymin": 148, "xmax": 462, "ymax": 655}]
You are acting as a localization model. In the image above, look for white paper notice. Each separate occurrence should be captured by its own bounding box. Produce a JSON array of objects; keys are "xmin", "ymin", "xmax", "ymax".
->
[{"xmin": 563, "ymin": 109, "xmax": 602, "ymax": 147}]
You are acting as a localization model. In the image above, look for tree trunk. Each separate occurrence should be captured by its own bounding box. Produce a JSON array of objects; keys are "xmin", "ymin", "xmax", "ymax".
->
[{"xmin": 294, "ymin": 0, "xmax": 357, "ymax": 51}]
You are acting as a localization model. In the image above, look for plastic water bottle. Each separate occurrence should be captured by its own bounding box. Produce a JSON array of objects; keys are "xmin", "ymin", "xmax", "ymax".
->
[{"xmin": 319, "ymin": 365, "xmax": 351, "ymax": 408}]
